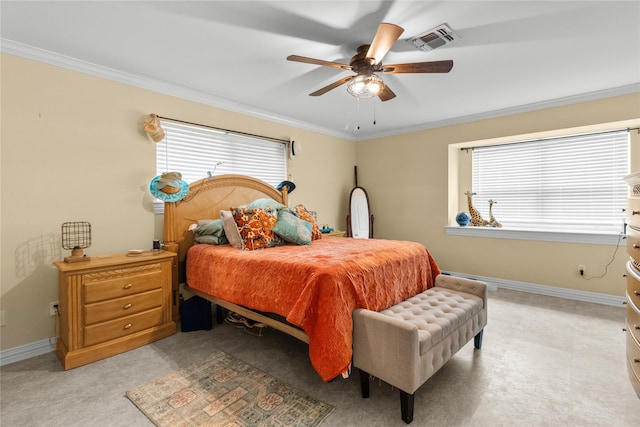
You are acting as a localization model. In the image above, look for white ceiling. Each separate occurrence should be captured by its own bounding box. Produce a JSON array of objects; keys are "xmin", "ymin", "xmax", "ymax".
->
[{"xmin": 2, "ymin": 1, "xmax": 639, "ymax": 140}]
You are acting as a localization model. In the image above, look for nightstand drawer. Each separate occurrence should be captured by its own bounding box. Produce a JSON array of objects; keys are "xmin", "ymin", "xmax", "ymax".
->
[
  {"xmin": 626, "ymin": 331, "xmax": 640, "ymax": 384},
  {"xmin": 628, "ymin": 197, "xmax": 640, "ymax": 228},
  {"xmin": 84, "ymin": 307, "xmax": 164, "ymax": 347},
  {"xmin": 628, "ymin": 227, "xmax": 640, "ymax": 261},
  {"xmin": 627, "ymin": 303, "xmax": 640, "ymax": 344},
  {"xmin": 84, "ymin": 288, "xmax": 163, "ymax": 325},
  {"xmin": 84, "ymin": 267, "xmax": 163, "ymax": 303}
]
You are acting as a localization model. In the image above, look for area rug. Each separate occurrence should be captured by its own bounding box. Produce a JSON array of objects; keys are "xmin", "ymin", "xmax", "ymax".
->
[{"xmin": 126, "ymin": 350, "xmax": 334, "ymax": 427}]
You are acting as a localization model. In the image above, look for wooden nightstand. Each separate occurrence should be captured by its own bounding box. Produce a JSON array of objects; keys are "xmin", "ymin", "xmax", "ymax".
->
[
  {"xmin": 323, "ymin": 230, "xmax": 346, "ymax": 237},
  {"xmin": 53, "ymin": 251, "xmax": 177, "ymax": 369}
]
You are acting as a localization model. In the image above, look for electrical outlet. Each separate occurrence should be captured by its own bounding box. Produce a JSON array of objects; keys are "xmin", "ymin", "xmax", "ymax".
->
[
  {"xmin": 49, "ymin": 301, "xmax": 59, "ymax": 316},
  {"xmin": 578, "ymin": 265, "xmax": 586, "ymax": 276}
]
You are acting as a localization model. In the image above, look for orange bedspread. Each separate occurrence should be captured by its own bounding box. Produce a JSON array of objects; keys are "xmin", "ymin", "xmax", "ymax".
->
[{"xmin": 186, "ymin": 236, "xmax": 440, "ymax": 381}]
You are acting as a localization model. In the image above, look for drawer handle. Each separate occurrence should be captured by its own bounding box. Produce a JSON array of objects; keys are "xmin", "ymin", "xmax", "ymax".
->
[
  {"xmin": 123, "ymin": 303, "xmax": 132, "ymax": 310},
  {"xmin": 124, "ymin": 323, "xmax": 132, "ymax": 330},
  {"xmin": 123, "ymin": 283, "xmax": 133, "ymax": 290}
]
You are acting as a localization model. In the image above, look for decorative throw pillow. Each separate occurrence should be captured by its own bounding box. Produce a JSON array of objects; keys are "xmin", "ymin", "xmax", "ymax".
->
[
  {"xmin": 220, "ymin": 210, "xmax": 243, "ymax": 249},
  {"xmin": 193, "ymin": 219, "xmax": 225, "ymax": 236},
  {"xmin": 293, "ymin": 204, "xmax": 322, "ymax": 240},
  {"xmin": 231, "ymin": 207, "xmax": 283, "ymax": 250},
  {"xmin": 197, "ymin": 219, "xmax": 216, "ymax": 225},
  {"xmin": 195, "ymin": 234, "xmax": 229, "ymax": 245},
  {"xmin": 272, "ymin": 209, "xmax": 312, "ymax": 245},
  {"xmin": 246, "ymin": 198, "xmax": 286, "ymax": 210},
  {"xmin": 192, "ymin": 219, "xmax": 229, "ymax": 245}
]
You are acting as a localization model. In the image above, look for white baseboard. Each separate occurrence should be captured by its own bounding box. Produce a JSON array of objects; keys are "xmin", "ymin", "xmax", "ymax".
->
[
  {"xmin": 0, "ymin": 337, "xmax": 56, "ymax": 367},
  {"xmin": 0, "ymin": 274, "xmax": 625, "ymax": 366},
  {"xmin": 442, "ymin": 270, "xmax": 626, "ymax": 307}
]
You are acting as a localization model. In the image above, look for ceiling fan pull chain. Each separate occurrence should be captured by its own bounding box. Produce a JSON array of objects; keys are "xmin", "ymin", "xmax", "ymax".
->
[
  {"xmin": 373, "ymin": 102, "xmax": 377, "ymax": 125},
  {"xmin": 356, "ymin": 98, "xmax": 361, "ymax": 130}
]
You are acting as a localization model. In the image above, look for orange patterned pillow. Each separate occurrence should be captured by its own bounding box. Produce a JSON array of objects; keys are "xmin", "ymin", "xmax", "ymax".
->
[
  {"xmin": 231, "ymin": 207, "xmax": 283, "ymax": 250},
  {"xmin": 293, "ymin": 204, "xmax": 322, "ymax": 240}
]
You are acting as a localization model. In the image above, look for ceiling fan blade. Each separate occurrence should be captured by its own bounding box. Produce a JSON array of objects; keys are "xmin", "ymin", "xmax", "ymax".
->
[
  {"xmin": 382, "ymin": 60, "xmax": 454, "ymax": 74},
  {"xmin": 366, "ymin": 23, "xmax": 404, "ymax": 64},
  {"xmin": 378, "ymin": 85, "xmax": 396, "ymax": 102},
  {"xmin": 287, "ymin": 55, "xmax": 351, "ymax": 70},
  {"xmin": 310, "ymin": 76, "xmax": 355, "ymax": 96}
]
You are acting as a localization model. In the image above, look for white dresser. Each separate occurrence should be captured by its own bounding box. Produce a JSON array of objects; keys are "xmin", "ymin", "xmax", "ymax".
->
[{"xmin": 624, "ymin": 171, "xmax": 640, "ymax": 399}]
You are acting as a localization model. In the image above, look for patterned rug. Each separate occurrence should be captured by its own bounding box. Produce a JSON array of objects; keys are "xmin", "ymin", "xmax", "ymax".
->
[{"xmin": 126, "ymin": 351, "xmax": 334, "ymax": 427}]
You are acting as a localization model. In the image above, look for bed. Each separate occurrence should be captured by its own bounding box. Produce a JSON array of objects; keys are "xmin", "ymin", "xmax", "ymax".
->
[{"xmin": 163, "ymin": 174, "xmax": 440, "ymax": 381}]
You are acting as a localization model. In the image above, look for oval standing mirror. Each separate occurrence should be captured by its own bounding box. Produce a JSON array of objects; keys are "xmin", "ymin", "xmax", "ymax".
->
[{"xmin": 347, "ymin": 186, "xmax": 373, "ymax": 238}]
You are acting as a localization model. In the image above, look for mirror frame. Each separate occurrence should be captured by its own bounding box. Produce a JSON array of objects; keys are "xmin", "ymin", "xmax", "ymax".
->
[{"xmin": 347, "ymin": 186, "xmax": 374, "ymax": 238}]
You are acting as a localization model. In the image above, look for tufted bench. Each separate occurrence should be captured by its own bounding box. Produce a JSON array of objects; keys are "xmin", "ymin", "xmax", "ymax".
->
[{"xmin": 352, "ymin": 274, "xmax": 487, "ymax": 424}]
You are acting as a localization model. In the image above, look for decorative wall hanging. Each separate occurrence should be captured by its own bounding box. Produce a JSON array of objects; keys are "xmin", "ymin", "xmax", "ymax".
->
[
  {"xmin": 143, "ymin": 113, "xmax": 165, "ymax": 142},
  {"xmin": 149, "ymin": 172, "xmax": 189, "ymax": 202},
  {"xmin": 276, "ymin": 180, "xmax": 296, "ymax": 194}
]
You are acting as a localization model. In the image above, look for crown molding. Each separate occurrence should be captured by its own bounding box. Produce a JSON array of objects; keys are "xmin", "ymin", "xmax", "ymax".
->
[
  {"xmin": 0, "ymin": 38, "xmax": 356, "ymax": 141},
  {"xmin": 364, "ymin": 83, "xmax": 640, "ymax": 139},
  {"xmin": 2, "ymin": 38, "xmax": 637, "ymax": 142}
]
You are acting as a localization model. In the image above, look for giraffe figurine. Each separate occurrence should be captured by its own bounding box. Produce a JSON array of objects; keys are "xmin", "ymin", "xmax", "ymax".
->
[
  {"xmin": 464, "ymin": 191, "xmax": 490, "ymax": 226},
  {"xmin": 488, "ymin": 199, "xmax": 502, "ymax": 228}
]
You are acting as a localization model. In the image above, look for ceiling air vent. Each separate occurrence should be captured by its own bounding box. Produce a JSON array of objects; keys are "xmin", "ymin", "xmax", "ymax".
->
[{"xmin": 407, "ymin": 23, "xmax": 460, "ymax": 52}]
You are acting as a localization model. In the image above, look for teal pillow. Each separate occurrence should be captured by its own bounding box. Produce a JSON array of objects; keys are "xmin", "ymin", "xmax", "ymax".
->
[
  {"xmin": 193, "ymin": 219, "xmax": 226, "ymax": 237},
  {"xmin": 272, "ymin": 209, "xmax": 312, "ymax": 245},
  {"xmin": 195, "ymin": 234, "xmax": 229, "ymax": 245},
  {"xmin": 246, "ymin": 198, "xmax": 285, "ymax": 210}
]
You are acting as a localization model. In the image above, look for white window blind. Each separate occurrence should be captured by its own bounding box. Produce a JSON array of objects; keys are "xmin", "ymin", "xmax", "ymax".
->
[
  {"xmin": 472, "ymin": 130, "xmax": 629, "ymax": 233},
  {"xmin": 156, "ymin": 119, "xmax": 287, "ymax": 186}
]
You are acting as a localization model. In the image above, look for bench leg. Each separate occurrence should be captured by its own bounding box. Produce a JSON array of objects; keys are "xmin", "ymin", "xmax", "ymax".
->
[
  {"xmin": 400, "ymin": 390, "xmax": 414, "ymax": 424},
  {"xmin": 359, "ymin": 369, "xmax": 370, "ymax": 398},
  {"xmin": 474, "ymin": 329, "xmax": 484, "ymax": 349},
  {"xmin": 216, "ymin": 305, "xmax": 224, "ymax": 324}
]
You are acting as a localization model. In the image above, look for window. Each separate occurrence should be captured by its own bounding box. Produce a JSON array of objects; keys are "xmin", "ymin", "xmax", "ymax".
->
[
  {"xmin": 156, "ymin": 119, "xmax": 287, "ymax": 185},
  {"xmin": 471, "ymin": 130, "xmax": 629, "ymax": 234},
  {"xmin": 153, "ymin": 119, "xmax": 288, "ymax": 212}
]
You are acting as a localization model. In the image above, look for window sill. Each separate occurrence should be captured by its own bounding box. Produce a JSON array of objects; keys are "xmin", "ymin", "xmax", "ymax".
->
[{"xmin": 444, "ymin": 226, "xmax": 624, "ymax": 245}]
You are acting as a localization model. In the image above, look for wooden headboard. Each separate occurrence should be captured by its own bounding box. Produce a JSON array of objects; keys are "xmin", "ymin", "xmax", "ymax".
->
[{"xmin": 163, "ymin": 174, "xmax": 287, "ymax": 288}]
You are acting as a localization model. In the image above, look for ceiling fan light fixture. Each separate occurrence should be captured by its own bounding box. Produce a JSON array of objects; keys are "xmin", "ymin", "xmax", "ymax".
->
[{"xmin": 347, "ymin": 73, "xmax": 383, "ymax": 98}]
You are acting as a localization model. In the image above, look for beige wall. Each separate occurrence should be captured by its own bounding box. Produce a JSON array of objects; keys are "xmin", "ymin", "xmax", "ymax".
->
[
  {"xmin": 0, "ymin": 54, "xmax": 355, "ymax": 351},
  {"xmin": 356, "ymin": 94, "xmax": 640, "ymax": 297},
  {"xmin": 2, "ymin": 52, "xmax": 638, "ymax": 354}
]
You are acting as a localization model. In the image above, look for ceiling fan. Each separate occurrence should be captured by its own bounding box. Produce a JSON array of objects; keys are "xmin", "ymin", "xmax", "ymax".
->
[{"xmin": 287, "ymin": 22, "xmax": 453, "ymax": 102}]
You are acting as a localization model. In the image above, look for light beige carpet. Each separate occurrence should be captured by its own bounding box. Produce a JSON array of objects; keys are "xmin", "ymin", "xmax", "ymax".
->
[{"xmin": 126, "ymin": 350, "xmax": 334, "ymax": 427}]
